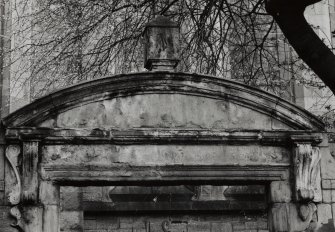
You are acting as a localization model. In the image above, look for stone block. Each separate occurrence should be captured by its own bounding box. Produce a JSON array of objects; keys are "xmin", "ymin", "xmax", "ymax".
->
[
  {"xmin": 270, "ymin": 181, "xmax": 291, "ymax": 203},
  {"xmin": 43, "ymin": 205, "xmax": 59, "ymax": 232},
  {"xmin": 211, "ymin": 222, "xmax": 232, "ymax": 232},
  {"xmin": 245, "ymin": 221, "xmax": 258, "ymax": 229},
  {"xmin": 39, "ymin": 181, "xmax": 59, "ymax": 205},
  {"xmin": 332, "ymin": 190, "xmax": 335, "ymax": 203},
  {"xmin": 119, "ymin": 217, "xmax": 134, "ymax": 228},
  {"xmin": 84, "ymin": 219, "xmax": 96, "ymax": 230},
  {"xmin": 169, "ymin": 222, "xmax": 187, "ymax": 232},
  {"xmin": 82, "ymin": 186, "xmax": 103, "ymax": 202},
  {"xmin": 60, "ymin": 186, "xmax": 82, "ymax": 211},
  {"xmin": 149, "ymin": 221, "xmax": 164, "ymax": 232},
  {"xmin": 322, "ymin": 179, "xmax": 332, "ymax": 189},
  {"xmin": 256, "ymin": 219, "xmax": 268, "ymax": 230},
  {"xmin": 60, "ymin": 211, "xmax": 83, "ymax": 231},
  {"xmin": 322, "ymin": 190, "xmax": 332, "ymax": 203},
  {"xmin": 232, "ymin": 222, "xmax": 246, "ymax": 231},
  {"xmin": 321, "ymin": 146, "xmax": 335, "ymax": 179},
  {"xmin": 269, "ymin": 203, "xmax": 289, "ymax": 232},
  {"xmin": 132, "ymin": 229, "xmax": 146, "ymax": 232},
  {"xmin": 187, "ymin": 222, "xmax": 210, "ymax": 232},
  {"xmin": 317, "ymin": 204, "xmax": 332, "ymax": 225},
  {"xmin": 96, "ymin": 216, "xmax": 119, "ymax": 230}
]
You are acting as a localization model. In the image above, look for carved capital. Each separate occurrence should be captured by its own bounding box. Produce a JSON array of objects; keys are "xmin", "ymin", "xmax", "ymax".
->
[{"xmin": 293, "ymin": 144, "xmax": 321, "ymax": 202}]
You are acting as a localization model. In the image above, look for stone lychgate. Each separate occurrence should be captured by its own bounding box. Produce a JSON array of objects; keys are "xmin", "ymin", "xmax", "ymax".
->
[
  {"xmin": 0, "ymin": 71, "xmax": 329, "ymax": 232},
  {"xmin": 0, "ymin": 16, "xmax": 332, "ymax": 232}
]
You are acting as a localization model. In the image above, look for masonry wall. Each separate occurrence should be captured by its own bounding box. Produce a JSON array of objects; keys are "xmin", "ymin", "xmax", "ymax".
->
[
  {"xmin": 83, "ymin": 213, "xmax": 268, "ymax": 232},
  {"xmin": 317, "ymin": 138, "xmax": 335, "ymax": 231}
]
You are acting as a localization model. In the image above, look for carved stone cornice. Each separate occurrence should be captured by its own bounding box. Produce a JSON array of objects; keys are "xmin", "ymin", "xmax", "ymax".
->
[
  {"xmin": 2, "ymin": 72, "xmax": 324, "ymax": 130},
  {"xmin": 5, "ymin": 127, "xmax": 324, "ymax": 146}
]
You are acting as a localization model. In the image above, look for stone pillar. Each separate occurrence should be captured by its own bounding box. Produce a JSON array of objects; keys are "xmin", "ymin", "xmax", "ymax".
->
[
  {"xmin": 60, "ymin": 186, "xmax": 84, "ymax": 232},
  {"xmin": 268, "ymin": 139, "xmax": 324, "ymax": 232},
  {"xmin": 5, "ymin": 141, "xmax": 44, "ymax": 232},
  {"xmin": 40, "ymin": 181, "xmax": 60, "ymax": 232}
]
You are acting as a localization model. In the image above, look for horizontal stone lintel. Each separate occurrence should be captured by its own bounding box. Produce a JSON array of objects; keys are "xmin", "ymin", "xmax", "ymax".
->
[
  {"xmin": 41, "ymin": 164, "xmax": 289, "ymax": 184},
  {"xmin": 82, "ymin": 200, "xmax": 266, "ymax": 212},
  {"xmin": 6, "ymin": 127, "xmax": 323, "ymax": 145}
]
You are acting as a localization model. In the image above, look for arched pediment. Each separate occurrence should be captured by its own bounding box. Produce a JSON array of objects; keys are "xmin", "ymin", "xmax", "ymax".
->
[{"xmin": 2, "ymin": 71, "xmax": 324, "ymax": 131}]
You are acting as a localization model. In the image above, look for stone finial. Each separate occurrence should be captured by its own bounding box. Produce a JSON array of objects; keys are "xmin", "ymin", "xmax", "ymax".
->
[{"xmin": 143, "ymin": 16, "xmax": 180, "ymax": 71}]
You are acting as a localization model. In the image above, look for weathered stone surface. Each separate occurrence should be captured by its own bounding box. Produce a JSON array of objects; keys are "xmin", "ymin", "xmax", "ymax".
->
[
  {"xmin": 188, "ymin": 222, "xmax": 210, "ymax": 232},
  {"xmin": 42, "ymin": 144, "xmax": 290, "ymax": 166},
  {"xmin": 60, "ymin": 210, "xmax": 83, "ymax": 232},
  {"xmin": 317, "ymin": 204, "xmax": 332, "ymax": 225},
  {"xmin": 21, "ymin": 206, "xmax": 43, "ymax": 232},
  {"xmin": 192, "ymin": 185, "xmax": 228, "ymax": 201},
  {"xmin": 269, "ymin": 203, "xmax": 316, "ymax": 232},
  {"xmin": 270, "ymin": 181, "xmax": 291, "ymax": 203},
  {"xmin": 43, "ymin": 205, "xmax": 59, "ymax": 232},
  {"xmin": 323, "ymin": 190, "xmax": 332, "ymax": 203},
  {"xmin": 22, "ymin": 141, "xmax": 39, "ymax": 203},
  {"xmin": 0, "ymin": 145, "xmax": 5, "ymax": 204},
  {"xmin": 0, "ymin": 206, "xmax": 17, "ymax": 232},
  {"xmin": 322, "ymin": 180, "xmax": 332, "ymax": 189},
  {"xmin": 44, "ymin": 94, "xmax": 293, "ymax": 131},
  {"xmin": 39, "ymin": 181, "xmax": 59, "ymax": 205},
  {"xmin": 321, "ymin": 146, "xmax": 335, "ymax": 179},
  {"xmin": 82, "ymin": 186, "xmax": 111, "ymax": 202},
  {"xmin": 211, "ymin": 222, "xmax": 233, "ymax": 232},
  {"xmin": 83, "ymin": 213, "xmax": 266, "ymax": 232},
  {"xmin": 60, "ymin": 186, "xmax": 82, "ymax": 211}
]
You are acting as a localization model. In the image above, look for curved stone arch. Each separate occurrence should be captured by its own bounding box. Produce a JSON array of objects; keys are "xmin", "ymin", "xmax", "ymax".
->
[{"xmin": 2, "ymin": 71, "xmax": 324, "ymax": 130}]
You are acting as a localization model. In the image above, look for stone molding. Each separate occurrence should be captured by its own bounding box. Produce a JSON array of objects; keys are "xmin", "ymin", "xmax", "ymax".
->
[
  {"xmin": 5, "ymin": 127, "xmax": 323, "ymax": 145},
  {"xmin": 2, "ymin": 72, "xmax": 324, "ymax": 130},
  {"xmin": 40, "ymin": 164, "xmax": 290, "ymax": 184}
]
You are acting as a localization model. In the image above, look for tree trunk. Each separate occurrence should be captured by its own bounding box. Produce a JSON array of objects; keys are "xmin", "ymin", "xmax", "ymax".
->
[{"xmin": 266, "ymin": 0, "xmax": 335, "ymax": 94}]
